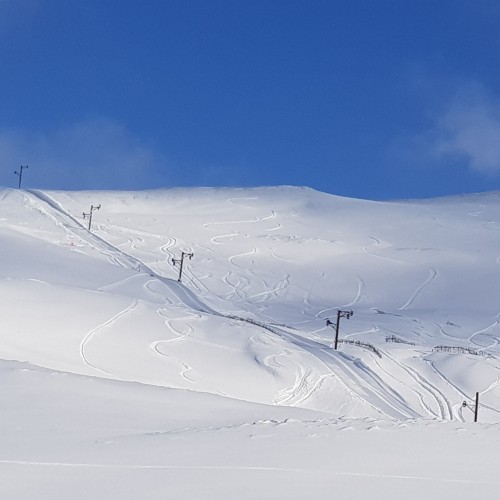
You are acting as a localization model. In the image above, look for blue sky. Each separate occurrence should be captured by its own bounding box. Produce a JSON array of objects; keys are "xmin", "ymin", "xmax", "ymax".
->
[{"xmin": 1, "ymin": 0, "xmax": 500, "ymax": 200}]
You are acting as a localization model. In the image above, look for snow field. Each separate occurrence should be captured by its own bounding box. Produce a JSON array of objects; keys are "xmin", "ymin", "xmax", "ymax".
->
[{"xmin": 2, "ymin": 186, "xmax": 500, "ymax": 498}]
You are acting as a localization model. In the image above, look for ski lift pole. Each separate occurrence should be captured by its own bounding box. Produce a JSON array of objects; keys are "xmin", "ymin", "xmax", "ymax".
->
[
  {"xmin": 172, "ymin": 252, "xmax": 194, "ymax": 282},
  {"xmin": 462, "ymin": 392, "xmax": 479, "ymax": 422},
  {"xmin": 82, "ymin": 204, "xmax": 101, "ymax": 231},
  {"xmin": 326, "ymin": 309, "xmax": 354, "ymax": 350},
  {"xmin": 14, "ymin": 165, "xmax": 28, "ymax": 188}
]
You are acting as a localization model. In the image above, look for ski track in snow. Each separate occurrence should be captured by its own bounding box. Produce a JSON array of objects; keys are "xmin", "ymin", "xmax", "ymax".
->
[
  {"xmin": 398, "ymin": 268, "xmax": 437, "ymax": 311},
  {"xmin": 227, "ymin": 196, "xmax": 259, "ymax": 208},
  {"xmin": 221, "ymin": 271, "xmax": 251, "ymax": 300},
  {"xmin": 149, "ymin": 312, "xmax": 201, "ymax": 383},
  {"xmin": 143, "ymin": 279, "xmax": 174, "ymax": 303},
  {"xmin": 270, "ymin": 343, "xmax": 330, "ymax": 407},
  {"xmin": 380, "ymin": 350, "xmax": 453, "ymax": 420},
  {"xmin": 266, "ymin": 326, "xmax": 416, "ymax": 419},
  {"xmin": 468, "ymin": 318, "xmax": 500, "ymax": 347},
  {"xmin": 203, "ymin": 211, "xmax": 276, "ymax": 228},
  {"xmin": 274, "ymin": 367, "xmax": 331, "ymax": 407},
  {"xmin": 157, "ymin": 310, "xmax": 198, "ymax": 342},
  {"xmin": 228, "ymin": 247, "xmax": 257, "ymax": 268},
  {"xmin": 246, "ymin": 274, "xmax": 290, "ymax": 302},
  {"xmin": 182, "ymin": 266, "xmax": 214, "ymax": 296},
  {"xmin": 341, "ymin": 276, "xmax": 365, "ymax": 308},
  {"xmin": 315, "ymin": 277, "xmax": 365, "ymax": 319},
  {"xmin": 362, "ymin": 236, "xmax": 406, "ymax": 264},
  {"xmin": 434, "ymin": 322, "xmax": 461, "ymax": 341},
  {"xmin": 2, "ymin": 459, "xmax": 499, "ymax": 485},
  {"xmin": 265, "ymin": 223, "xmax": 283, "ymax": 231},
  {"xmin": 428, "ymin": 358, "xmax": 500, "ymax": 419},
  {"xmin": 335, "ymin": 352, "xmax": 418, "ymax": 420},
  {"xmin": 159, "ymin": 236, "xmax": 176, "ymax": 260},
  {"xmin": 80, "ymin": 299, "xmax": 139, "ymax": 376},
  {"xmin": 343, "ymin": 325, "xmax": 379, "ymax": 340},
  {"xmin": 106, "ymin": 224, "xmax": 164, "ymax": 240},
  {"xmin": 211, "ymin": 232, "xmax": 241, "ymax": 244},
  {"xmin": 98, "ymin": 274, "xmax": 144, "ymax": 292},
  {"xmin": 270, "ymin": 250, "xmax": 298, "ymax": 263},
  {"xmin": 372, "ymin": 356, "xmax": 439, "ymax": 419},
  {"xmin": 424, "ymin": 359, "xmax": 470, "ymax": 421},
  {"xmin": 151, "ymin": 340, "xmax": 195, "ymax": 383},
  {"xmin": 261, "ymin": 347, "xmax": 288, "ymax": 372}
]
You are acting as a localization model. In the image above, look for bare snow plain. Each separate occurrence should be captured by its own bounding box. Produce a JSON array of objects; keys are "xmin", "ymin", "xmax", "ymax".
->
[{"xmin": 1, "ymin": 186, "xmax": 500, "ymax": 499}]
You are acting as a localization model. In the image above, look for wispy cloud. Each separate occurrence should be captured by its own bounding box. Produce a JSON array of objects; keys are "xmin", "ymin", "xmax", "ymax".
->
[
  {"xmin": 0, "ymin": 118, "xmax": 166, "ymax": 190},
  {"xmin": 398, "ymin": 80, "xmax": 500, "ymax": 175},
  {"xmin": 431, "ymin": 83, "xmax": 500, "ymax": 173}
]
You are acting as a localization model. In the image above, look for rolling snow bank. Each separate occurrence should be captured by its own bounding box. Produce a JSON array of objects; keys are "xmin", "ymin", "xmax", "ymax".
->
[{"xmin": 1, "ymin": 186, "xmax": 500, "ymax": 498}]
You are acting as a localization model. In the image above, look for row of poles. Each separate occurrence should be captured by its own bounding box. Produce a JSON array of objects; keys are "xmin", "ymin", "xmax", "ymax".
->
[
  {"xmin": 12, "ymin": 168, "xmax": 193, "ymax": 282},
  {"xmin": 326, "ymin": 309, "xmax": 481, "ymax": 422},
  {"xmin": 13, "ymin": 166, "xmax": 482, "ymax": 421},
  {"xmin": 83, "ymin": 203, "xmax": 193, "ymax": 282}
]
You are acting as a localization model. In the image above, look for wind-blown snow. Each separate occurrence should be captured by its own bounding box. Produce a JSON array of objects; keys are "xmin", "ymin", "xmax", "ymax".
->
[{"xmin": 1, "ymin": 186, "xmax": 500, "ymax": 498}]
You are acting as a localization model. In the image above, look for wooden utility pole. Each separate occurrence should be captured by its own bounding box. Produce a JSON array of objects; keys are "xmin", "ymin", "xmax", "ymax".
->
[
  {"xmin": 326, "ymin": 309, "xmax": 354, "ymax": 350},
  {"xmin": 172, "ymin": 252, "xmax": 194, "ymax": 282},
  {"xmin": 83, "ymin": 204, "xmax": 101, "ymax": 231},
  {"xmin": 14, "ymin": 165, "xmax": 28, "ymax": 188}
]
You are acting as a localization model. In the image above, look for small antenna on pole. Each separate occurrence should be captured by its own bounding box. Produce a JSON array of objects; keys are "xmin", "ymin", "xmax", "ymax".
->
[
  {"xmin": 14, "ymin": 165, "xmax": 29, "ymax": 189},
  {"xmin": 82, "ymin": 204, "xmax": 101, "ymax": 231}
]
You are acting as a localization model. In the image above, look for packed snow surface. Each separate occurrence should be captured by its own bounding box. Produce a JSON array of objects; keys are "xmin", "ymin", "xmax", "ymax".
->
[{"xmin": 1, "ymin": 186, "xmax": 500, "ymax": 498}]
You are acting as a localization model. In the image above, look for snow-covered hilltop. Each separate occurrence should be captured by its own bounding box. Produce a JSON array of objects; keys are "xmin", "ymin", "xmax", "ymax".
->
[{"xmin": 2, "ymin": 186, "xmax": 500, "ymax": 498}]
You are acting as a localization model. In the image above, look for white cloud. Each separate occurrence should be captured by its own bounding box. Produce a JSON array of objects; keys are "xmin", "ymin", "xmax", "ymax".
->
[
  {"xmin": 428, "ymin": 83, "xmax": 500, "ymax": 174},
  {"xmin": 0, "ymin": 118, "xmax": 165, "ymax": 190}
]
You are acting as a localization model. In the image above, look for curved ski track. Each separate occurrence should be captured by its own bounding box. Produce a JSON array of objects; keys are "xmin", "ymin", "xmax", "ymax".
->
[
  {"xmin": 398, "ymin": 268, "xmax": 437, "ymax": 311},
  {"xmin": 80, "ymin": 299, "xmax": 139, "ymax": 376}
]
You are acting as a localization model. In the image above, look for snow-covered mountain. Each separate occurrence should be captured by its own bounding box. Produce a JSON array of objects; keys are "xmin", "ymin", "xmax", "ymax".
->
[{"xmin": 2, "ymin": 186, "xmax": 500, "ymax": 499}]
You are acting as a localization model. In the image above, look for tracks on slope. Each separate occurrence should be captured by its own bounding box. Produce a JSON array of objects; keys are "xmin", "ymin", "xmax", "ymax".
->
[
  {"xmin": 398, "ymin": 268, "xmax": 437, "ymax": 311},
  {"xmin": 80, "ymin": 299, "xmax": 139, "ymax": 376},
  {"xmin": 23, "ymin": 189, "xmax": 456, "ymax": 419},
  {"xmin": 378, "ymin": 350, "xmax": 453, "ymax": 420},
  {"xmin": 25, "ymin": 189, "xmax": 218, "ymax": 314}
]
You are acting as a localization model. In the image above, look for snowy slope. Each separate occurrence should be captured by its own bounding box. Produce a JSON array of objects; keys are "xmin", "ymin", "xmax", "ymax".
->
[{"xmin": 1, "ymin": 186, "xmax": 500, "ymax": 498}]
